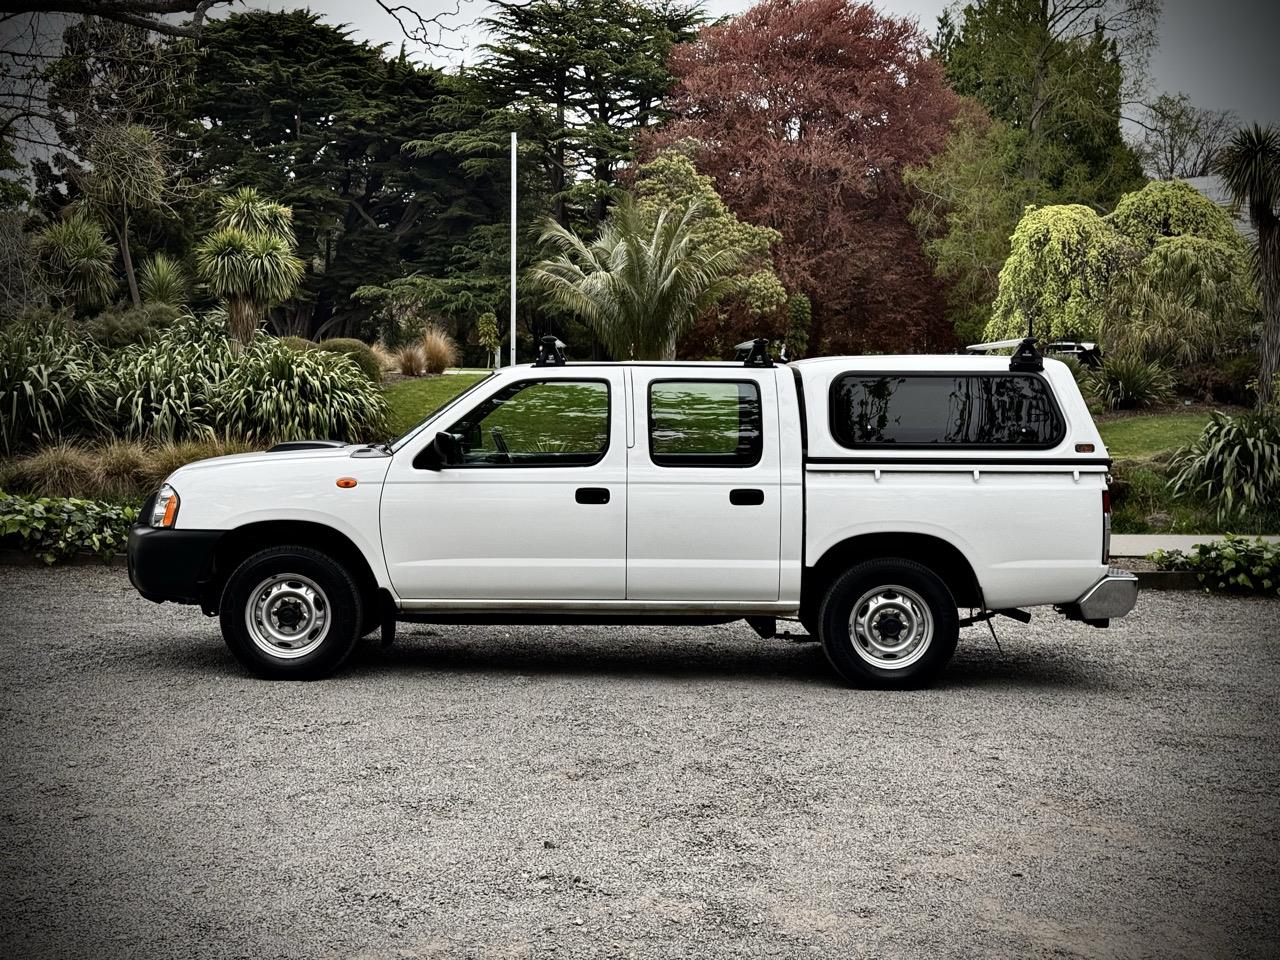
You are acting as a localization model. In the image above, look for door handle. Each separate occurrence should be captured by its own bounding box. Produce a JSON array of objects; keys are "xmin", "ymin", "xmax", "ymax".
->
[
  {"xmin": 729, "ymin": 488, "xmax": 765, "ymax": 506},
  {"xmin": 576, "ymin": 487, "xmax": 610, "ymax": 505}
]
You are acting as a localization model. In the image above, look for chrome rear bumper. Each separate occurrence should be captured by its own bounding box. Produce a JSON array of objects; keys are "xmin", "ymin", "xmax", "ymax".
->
[{"xmin": 1058, "ymin": 568, "xmax": 1139, "ymax": 626}]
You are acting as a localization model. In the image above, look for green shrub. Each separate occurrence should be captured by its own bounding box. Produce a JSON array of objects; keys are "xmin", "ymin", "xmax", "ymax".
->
[
  {"xmin": 318, "ymin": 337, "xmax": 382, "ymax": 382},
  {"xmin": 1177, "ymin": 353, "xmax": 1259, "ymax": 406},
  {"xmin": 83, "ymin": 302, "xmax": 181, "ymax": 348},
  {"xmin": 105, "ymin": 315, "xmax": 231, "ymax": 441},
  {"xmin": 279, "ymin": 335, "xmax": 315, "ymax": 352},
  {"xmin": 0, "ymin": 492, "xmax": 137, "ymax": 563},
  {"xmin": 104, "ymin": 316, "xmax": 385, "ymax": 443},
  {"xmin": 0, "ymin": 322, "xmax": 104, "ymax": 454},
  {"xmin": 1149, "ymin": 536, "xmax": 1280, "ymax": 597},
  {"xmin": 210, "ymin": 337, "xmax": 387, "ymax": 443},
  {"xmin": 1085, "ymin": 355, "xmax": 1176, "ymax": 410},
  {"xmin": 1169, "ymin": 411, "xmax": 1280, "ymax": 523}
]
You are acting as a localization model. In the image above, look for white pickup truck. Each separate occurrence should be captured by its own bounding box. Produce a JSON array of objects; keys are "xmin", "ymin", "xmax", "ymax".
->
[{"xmin": 127, "ymin": 338, "xmax": 1137, "ymax": 687}]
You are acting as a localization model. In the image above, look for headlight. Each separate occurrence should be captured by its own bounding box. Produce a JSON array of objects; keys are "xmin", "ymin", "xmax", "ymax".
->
[{"xmin": 151, "ymin": 484, "xmax": 180, "ymax": 528}]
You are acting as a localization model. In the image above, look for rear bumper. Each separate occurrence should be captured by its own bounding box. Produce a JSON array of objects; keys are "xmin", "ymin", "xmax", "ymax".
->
[
  {"xmin": 1057, "ymin": 568, "xmax": 1139, "ymax": 626},
  {"xmin": 127, "ymin": 524, "xmax": 222, "ymax": 605}
]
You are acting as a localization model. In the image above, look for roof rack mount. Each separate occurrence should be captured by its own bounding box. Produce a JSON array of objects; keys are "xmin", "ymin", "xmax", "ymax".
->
[{"xmin": 533, "ymin": 335, "xmax": 566, "ymax": 367}]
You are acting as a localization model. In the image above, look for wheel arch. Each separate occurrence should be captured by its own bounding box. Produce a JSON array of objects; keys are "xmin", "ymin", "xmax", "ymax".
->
[
  {"xmin": 801, "ymin": 532, "xmax": 982, "ymax": 619},
  {"xmin": 205, "ymin": 520, "xmax": 386, "ymax": 617}
]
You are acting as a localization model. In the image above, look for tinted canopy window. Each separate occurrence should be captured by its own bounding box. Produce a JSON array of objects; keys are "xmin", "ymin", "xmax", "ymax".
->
[
  {"xmin": 649, "ymin": 380, "xmax": 763, "ymax": 467},
  {"xmin": 830, "ymin": 374, "xmax": 1064, "ymax": 448},
  {"xmin": 446, "ymin": 379, "xmax": 609, "ymax": 466}
]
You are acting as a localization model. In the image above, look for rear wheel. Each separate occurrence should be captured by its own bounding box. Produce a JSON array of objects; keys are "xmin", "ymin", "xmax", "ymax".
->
[
  {"xmin": 219, "ymin": 545, "xmax": 363, "ymax": 680},
  {"xmin": 818, "ymin": 558, "xmax": 958, "ymax": 688}
]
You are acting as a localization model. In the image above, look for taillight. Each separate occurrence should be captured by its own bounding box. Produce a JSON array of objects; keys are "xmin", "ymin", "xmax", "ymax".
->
[{"xmin": 1102, "ymin": 488, "xmax": 1112, "ymax": 565}]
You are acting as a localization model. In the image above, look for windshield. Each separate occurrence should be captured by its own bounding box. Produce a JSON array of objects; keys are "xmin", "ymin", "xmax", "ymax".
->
[{"xmin": 388, "ymin": 373, "xmax": 496, "ymax": 452}]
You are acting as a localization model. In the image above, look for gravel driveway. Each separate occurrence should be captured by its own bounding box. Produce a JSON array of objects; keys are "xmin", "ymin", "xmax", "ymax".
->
[{"xmin": 1, "ymin": 565, "xmax": 1278, "ymax": 960}]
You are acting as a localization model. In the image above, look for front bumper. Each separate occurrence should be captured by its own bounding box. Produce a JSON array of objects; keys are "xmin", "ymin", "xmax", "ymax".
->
[
  {"xmin": 1058, "ymin": 567, "xmax": 1139, "ymax": 626},
  {"xmin": 127, "ymin": 524, "xmax": 222, "ymax": 605}
]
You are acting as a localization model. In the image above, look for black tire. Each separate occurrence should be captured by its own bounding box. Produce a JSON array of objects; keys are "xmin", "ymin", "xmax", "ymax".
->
[
  {"xmin": 817, "ymin": 558, "xmax": 958, "ymax": 688},
  {"xmin": 219, "ymin": 545, "xmax": 364, "ymax": 680}
]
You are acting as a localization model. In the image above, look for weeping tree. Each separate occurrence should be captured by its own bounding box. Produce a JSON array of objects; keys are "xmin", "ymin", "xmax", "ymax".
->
[
  {"xmin": 1216, "ymin": 124, "xmax": 1280, "ymax": 407},
  {"xmin": 529, "ymin": 199, "xmax": 742, "ymax": 360},
  {"xmin": 195, "ymin": 189, "xmax": 304, "ymax": 343},
  {"xmin": 35, "ymin": 211, "xmax": 118, "ymax": 309}
]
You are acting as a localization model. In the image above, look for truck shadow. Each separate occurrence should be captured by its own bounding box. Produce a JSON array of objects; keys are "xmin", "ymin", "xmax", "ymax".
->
[{"xmin": 330, "ymin": 626, "xmax": 1121, "ymax": 692}]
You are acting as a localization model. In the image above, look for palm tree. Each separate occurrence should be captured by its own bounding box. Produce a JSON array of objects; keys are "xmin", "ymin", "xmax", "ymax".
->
[
  {"xmin": 35, "ymin": 211, "xmax": 118, "ymax": 309},
  {"xmin": 195, "ymin": 228, "xmax": 304, "ymax": 343},
  {"xmin": 1216, "ymin": 124, "xmax": 1280, "ymax": 406},
  {"xmin": 195, "ymin": 189, "xmax": 304, "ymax": 343},
  {"xmin": 213, "ymin": 187, "xmax": 296, "ymax": 243},
  {"xmin": 529, "ymin": 199, "xmax": 741, "ymax": 360}
]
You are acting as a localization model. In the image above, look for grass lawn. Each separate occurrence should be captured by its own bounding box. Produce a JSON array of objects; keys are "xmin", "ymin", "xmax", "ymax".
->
[
  {"xmin": 1098, "ymin": 410, "xmax": 1213, "ymax": 460},
  {"xmin": 383, "ymin": 374, "xmax": 488, "ymax": 438}
]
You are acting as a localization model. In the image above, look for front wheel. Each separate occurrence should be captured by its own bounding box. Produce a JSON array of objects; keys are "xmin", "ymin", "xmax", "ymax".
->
[
  {"xmin": 818, "ymin": 558, "xmax": 958, "ymax": 688},
  {"xmin": 219, "ymin": 545, "xmax": 364, "ymax": 680}
]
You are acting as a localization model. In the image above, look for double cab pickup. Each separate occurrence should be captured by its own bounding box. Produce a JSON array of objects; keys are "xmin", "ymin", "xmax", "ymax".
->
[{"xmin": 128, "ymin": 339, "xmax": 1138, "ymax": 687}]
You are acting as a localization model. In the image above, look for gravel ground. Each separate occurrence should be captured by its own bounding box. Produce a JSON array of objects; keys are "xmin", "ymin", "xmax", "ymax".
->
[{"xmin": 1, "ymin": 565, "xmax": 1278, "ymax": 960}]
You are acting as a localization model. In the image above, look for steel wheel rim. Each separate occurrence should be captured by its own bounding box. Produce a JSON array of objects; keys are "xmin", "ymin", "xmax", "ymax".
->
[
  {"xmin": 245, "ymin": 573, "xmax": 331, "ymax": 660},
  {"xmin": 848, "ymin": 583, "xmax": 933, "ymax": 670}
]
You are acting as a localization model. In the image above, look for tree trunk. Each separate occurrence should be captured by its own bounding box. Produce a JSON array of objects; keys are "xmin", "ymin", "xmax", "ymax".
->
[
  {"xmin": 1257, "ymin": 218, "xmax": 1280, "ymax": 408},
  {"xmin": 117, "ymin": 208, "xmax": 141, "ymax": 308},
  {"xmin": 227, "ymin": 296, "xmax": 259, "ymax": 344}
]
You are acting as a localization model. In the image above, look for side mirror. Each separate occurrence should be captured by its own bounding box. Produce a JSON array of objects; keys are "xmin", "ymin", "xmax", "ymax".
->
[{"xmin": 414, "ymin": 431, "xmax": 462, "ymax": 471}]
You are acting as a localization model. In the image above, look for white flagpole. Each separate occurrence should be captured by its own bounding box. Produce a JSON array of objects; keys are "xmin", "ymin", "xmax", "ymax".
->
[{"xmin": 509, "ymin": 131, "xmax": 517, "ymax": 366}]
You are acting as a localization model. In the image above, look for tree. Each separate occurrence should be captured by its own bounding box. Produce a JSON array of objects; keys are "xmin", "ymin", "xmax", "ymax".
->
[
  {"xmin": 937, "ymin": 0, "xmax": 1152, "ymax": 205},
  {"xmin": 195, "ymin": 189, "xmax": 304, "ymax": 343},
  {"xmin": 77, "ymin": 122, "xmax": 171, "ymax": 307},
  {"xmin": 529, "ymin": 198, "xmax": 742, "ymax": 360},
  {"xmin": 477, "ymin": 0, "xmax": 703, "ymax": 226},
  {"xmin": 1216, "ymin": 125, "xmax": 1280, "ymax": 407},
  {"xmin": 1107, "ymin": 178, "xmax": 1247, "ymax": 252},
  {"xmin": 1135, "ymin": 93, "xmax": 1239, "ymax": 180},
  {"xmin": 905, "ymin": 107, "xmax": 1029, "ymax": 343},
  {"xmin": 476, "ymin": 311, "xmax": 501, "ymax": 368},
  {"xmin": 35, "ymin": 210, "xmax": 119, "ymax": 309},
  {"xmin": 645, "ymin": 0, "xmax": 962, "ymax": 353},
  {"xmin": 1103, "ymin": 236, "xmax": 1257, "ymax": 365},
  {"xmin": 178, "ymin": 11, "xmax": 510, "ymax": 338},
  {"xmin": 629, "ymin": 148, "xmax": 786, "ymax": 354},
  {"xmin": 986, "ymin": 204, "xmax": 1131, "ymax": 342}
]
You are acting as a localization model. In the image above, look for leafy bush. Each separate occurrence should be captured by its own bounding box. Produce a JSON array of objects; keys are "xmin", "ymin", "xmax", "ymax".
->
[
  {"xmin": 1178, "ymin": 353, "xmax": 1260, "ymax": 406},
  {"xmin": 0, "ymin": 322, "xmax": 104, "ymax": 453},
  {"xmin": 421, "ymin": 326, "xmax": 459, "ymax": 374},
  {"xmin": 0, "ymin": 492, "xmax": 137, "ymax": 564},
  {"xmin": 318, "ymin": 337, "xmax": 382, "ymax": 382},
  {"xmin": 83, "ymin": 302, "xmax": 181, "ymax": 348},
  {"xmin": 279, "ymin": 335, "xmax": 315, "ymax": 352},
  {"xmin": 1084, "ymin": 355, "xmax": 1176, "ymax": 410},
  {"xmin": 103, "ymin": 316, "xmax": 386, "ymax": 443},
  {"xmin": 105, "ymin": 315, "xmax": 231, "ymax": 441},
  {"xmin": 1169, "ymin": 411, "xmax": 1280, "ymax": 523},
  {"xmin": 396, "ymin": 343, "xmax": 427, "ymax": 376},
  {"xmin": 1149, "ymin": 536, "xmax": 1280, "ymax": 597},
  {"xmin": 210, "ymin": 336, "xmax": 387, "ymax": 442}
]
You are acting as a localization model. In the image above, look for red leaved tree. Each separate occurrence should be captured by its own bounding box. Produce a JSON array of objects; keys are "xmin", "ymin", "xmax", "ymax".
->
[{"xmin": 643, "ymin": 0, "xmax": 962, "ymax": 354}]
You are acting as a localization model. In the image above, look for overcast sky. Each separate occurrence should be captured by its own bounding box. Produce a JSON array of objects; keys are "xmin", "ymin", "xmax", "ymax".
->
[{"xmin": 253, "ymin": 0, "xmax": 1279, "ymax": 126}]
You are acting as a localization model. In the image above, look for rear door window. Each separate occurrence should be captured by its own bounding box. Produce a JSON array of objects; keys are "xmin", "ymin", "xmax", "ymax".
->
[
  {"xmin": 829, "ymin": 373, "xmax": 1064, "ymax": 448},
  {"xmin": 648, "ymin": 380, "xmax": 763, "ymax": 467}
]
